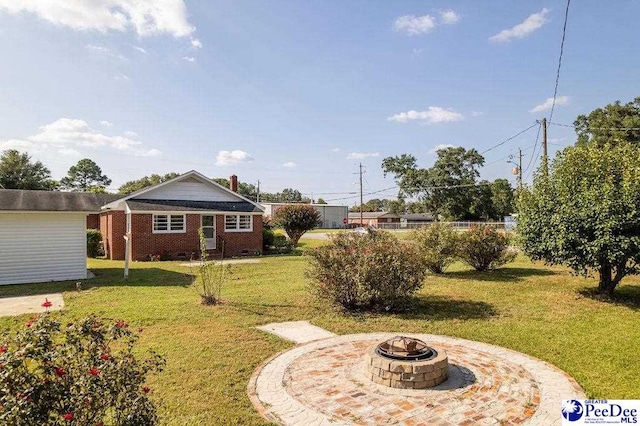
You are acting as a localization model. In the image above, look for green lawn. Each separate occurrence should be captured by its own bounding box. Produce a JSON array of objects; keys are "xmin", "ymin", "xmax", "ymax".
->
[{"xmin": 1, "ymin": 252, "xmax": 639, "ymax": 424}]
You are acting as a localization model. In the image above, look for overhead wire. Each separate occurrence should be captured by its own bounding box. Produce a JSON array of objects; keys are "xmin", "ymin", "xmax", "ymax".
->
[
  {"xmin": 548, "ymin": 0, "xmax": 571, "ymax": 124},
  {"xmin": 480, "ymin": 122, "xmax": 539, "ymax": 155}
]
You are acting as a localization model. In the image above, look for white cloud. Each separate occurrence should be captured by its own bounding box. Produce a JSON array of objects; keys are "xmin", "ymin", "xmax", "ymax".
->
[
  {"xmin": 346, "ymin": 152, "xmax": 379, "ymax": 160},
  {"xmin": 471, "ymin": 111, "xmax": 484, "ymax": 117},
  {"xmin": 133, "ymin": 45, "xmax": 147, "ymax": 54},
  {"xmin": 331, "ymin": 148, "xmax": 341, "ymax": 152},
  {"xmin": 282, "ymin": 161, "xmax": 297, "ymax": 168},
  {"xmin": 0, "ymin": 118, "xmax": 160, "ymax": 157},
  {"xmin": 0, "ymin": 0, "xmax": 195, "ymax": 37},
  {"xmin": 412, "ymin": 48, "xmax": 423, "ymax": 54},
  {"xmin": 394, "ymin": 15, "xmax": 436, "ymax": 35},
  {"xmin": 182, "ymin": 56, "xmax": 195, "ymax": 62},
  {"xmin": 114, "ymin": 73, "xmax": 130, "ymax": 81},
  {"xmin": 529, "ymin": 96, "xmax": 569, "ymax": 113},
  {"xmin": 58, "ymin": 148, "xmax": 82, "ymax": 157},
  {"xmin": 439, "ymin": 10, "xmax": 459, "ymax": 25},
  {"xmin": 429, "ymin": 143, "xmax": 457, "ymax": 154},
  {"xmin": 215, "ymin": 150, "xmax": 254, "ymax": 166},
  {"xmin": 190, "ymin": 38, "xmax": 202, "ymax": 49},
  {"xmin": 99, "ymin": 120, "xmax": 113, "ymax": 127},
  {"xmin": 0, "ymin": 139, "xmax": 37, "ymax": 152},
  {"xmin": 123, "ymin": 131, "xmax": 138, "ymax": 138},
  {"xmin": 489, "ymin": 8, "xmax": 550, "ymax": 42},
  {"xmin": 388, "ymin": 107, "xmax": 463, "ymax": 124}
]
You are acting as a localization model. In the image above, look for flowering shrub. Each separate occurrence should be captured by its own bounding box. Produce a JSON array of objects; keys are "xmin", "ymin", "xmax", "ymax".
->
[
  {"xmin": 458, "ymin": 224, "xmax": 516, "ymax": 271},
  {"xmin": 411, "ymin": 223, "xmax": 460, "ymax": 274},
  {"xmin": 273, "ymin": 204, "xmax": 321, "ymax": 245},
  {"xmin": 0, "ymin": 311, "xmax": 165, "ymax": 425},
  {"xmin": 306, "ymin": 231, "xmax": 426, "ymax": 310}
]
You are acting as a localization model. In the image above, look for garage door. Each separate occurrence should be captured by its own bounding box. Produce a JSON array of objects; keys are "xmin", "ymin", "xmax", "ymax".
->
[{"xmin": 0, "ymin": 213, "xmax": 87, "ymax": 285}]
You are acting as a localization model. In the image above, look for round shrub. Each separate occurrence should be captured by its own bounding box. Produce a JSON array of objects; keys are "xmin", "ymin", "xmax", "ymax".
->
[
  {"xmin": 86, "ymin": 229, "xmax": 103, "ymax": 258},
  {"xmin": 273, "ymin": 204, "xmax": 321, "ymax": 245},
  {"xmin": 411, "ymin": 223, "xmax": 459, "ymax": 274},
  {"xmin": 458, "ymin": 224, "xmax": 516, "ymax": 271},
  {"xmin": 306, "ymin": 231, "xmax": 426, "ymax": 310},
  {"xmin": 0, "ymin": 312, "xmax": 165, "ymax": 425}
]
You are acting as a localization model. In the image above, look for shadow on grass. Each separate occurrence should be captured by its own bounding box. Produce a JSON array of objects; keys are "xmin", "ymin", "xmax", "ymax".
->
[
  {"xmin": 578, "ymin": 285, "xmax": 640, "ymax": 310},
  {"xmin": 442, "ymin": 267, "xmax": 557, "ymax": 283},
  {"xmin": 0, "ymin": 268, "xmax": 193, "ymax": 299},
  {"xmin": 394, "ymin": 295, "xmax": 498, "ymax": 321},
  {"xmin": 334, "ymin": 295, "xmax": 498, "ymax": 323}
]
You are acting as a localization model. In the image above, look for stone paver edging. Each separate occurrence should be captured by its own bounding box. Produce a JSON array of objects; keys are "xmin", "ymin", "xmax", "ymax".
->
[{"xmin": 248, "ymin": 333, "xmax": 585, "ymax": 425}]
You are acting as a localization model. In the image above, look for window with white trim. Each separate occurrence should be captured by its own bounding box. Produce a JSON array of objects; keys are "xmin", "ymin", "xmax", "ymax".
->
[
  {"xmin": 153, "ymin": 214, "xmax": 185, "ymax": 233},
  {"xmin": 224, "ymin": 214, "xmax": 253, "ymax": 232}
]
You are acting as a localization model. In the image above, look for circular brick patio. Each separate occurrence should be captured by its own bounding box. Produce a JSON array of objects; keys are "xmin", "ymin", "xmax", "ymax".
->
[{"xmin": 248, "ymin": 333, "xmax": 585, "ymax": 425}]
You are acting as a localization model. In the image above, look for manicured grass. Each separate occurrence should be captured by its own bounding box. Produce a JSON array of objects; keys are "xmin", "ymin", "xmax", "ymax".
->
[{"xmin": 1, "ymin": 253, "xmax": 640, "ymax": 424}]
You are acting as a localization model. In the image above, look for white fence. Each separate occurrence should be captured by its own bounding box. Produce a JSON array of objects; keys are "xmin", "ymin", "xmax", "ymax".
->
[{"xmin": 376, "ymin": 221, "xmax": 510, "ymax": 230}]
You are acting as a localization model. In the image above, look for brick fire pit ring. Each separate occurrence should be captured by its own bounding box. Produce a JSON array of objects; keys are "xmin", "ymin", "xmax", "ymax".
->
[{"xmin": 248, "ymin": 333, "xmax": 585, "ymax": 425}]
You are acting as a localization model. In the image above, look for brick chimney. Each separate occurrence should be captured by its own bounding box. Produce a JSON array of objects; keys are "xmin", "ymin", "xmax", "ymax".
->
[{"xmin": 230, "ymin": 174, "xmax": 238, "ymax": 192}]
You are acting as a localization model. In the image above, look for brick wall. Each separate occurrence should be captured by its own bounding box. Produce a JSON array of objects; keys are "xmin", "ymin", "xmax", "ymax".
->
[
  {"xmin": 87, "ymin": 214, "xmax": 100, "ymax": 230},
  {"xmin": 126, "ymin": 213, "xmax": 263, "ymax": 261},
  {"xmin": 100, "ymin": 211, "xmax": 126, "ymax": 260}
]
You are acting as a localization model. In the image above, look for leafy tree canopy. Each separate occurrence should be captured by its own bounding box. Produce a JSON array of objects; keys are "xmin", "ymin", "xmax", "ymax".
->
[
  {"xmin": 383, "ymin": 147, "xmax": 498, "ymax": 220},
  {"xmin": 60, "ymin": 159, "xmax": 111, "ymax": 192},
  {"xmin": 575, "ymin": 96, "xmax": 640, "ymax": 147},
  {"xmin": 119, "ymin": 173, "xmax": 180, "ymax": 194},
  {"xmin": 316, "ymin": 198, "xmax": 327, "ymax": 204},
  {"xmin": 272, "ymin": 204, "xmax": 321, "ymax": 245},
  {"xmin": 0, "ymin": 150, "xmax": 57, "ymax": 190},
  {"xmin": 518, "ymin": 142, "xmax": 640, "ymax": 295}
]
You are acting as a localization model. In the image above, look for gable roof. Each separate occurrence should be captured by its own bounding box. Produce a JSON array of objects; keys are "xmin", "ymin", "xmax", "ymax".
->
[
  {"xmin": 126, "ymin": 199, "xmax": 261, "ymax": 213},
  {"xmin": 0, "ymin": 190, "xmax": 120, "ymax": 212},
  {"xmin": 347, "ymin": 211, "xmax": 400, "ymax": 219},
  {"xmin": 101, "ymin": 170, "xmax": 264, "ymax": 212}
]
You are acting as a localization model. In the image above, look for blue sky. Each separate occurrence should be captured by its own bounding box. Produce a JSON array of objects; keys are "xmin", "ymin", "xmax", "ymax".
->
[{"xmin": 0, "ymin": 1, "xmax": 638, "ymax": 204}]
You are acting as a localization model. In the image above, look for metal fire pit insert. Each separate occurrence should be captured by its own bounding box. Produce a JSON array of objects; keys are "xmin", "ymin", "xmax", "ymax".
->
[{"xmin": 365, "ymin": 336, "xmax": 449, "ymax": 389}]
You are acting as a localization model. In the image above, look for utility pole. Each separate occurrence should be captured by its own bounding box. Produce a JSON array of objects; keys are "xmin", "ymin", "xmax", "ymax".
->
[
  {"xmin": 359, "ymin": 163, "xmax": 364, "ymax": 226},
  {"xmin": 518, "ymin": 148, "xmax": 523, "ymax": 188},
  {"xmin": 256, "ymin": 180, "xmax": 260, "ymax": 203},
  {"xmin": 542, "ymin": 118, "xmax": 548, "ymax": 175}
]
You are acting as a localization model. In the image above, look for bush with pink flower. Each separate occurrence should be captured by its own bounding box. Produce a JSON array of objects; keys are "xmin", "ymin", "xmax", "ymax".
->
[
  {"xmin": 0, "ymin": 309, "xmax": 164, "ymax": 425},
  {"xmin": 306, "ymin": 231, "xmax": 426, "ymax": 310}
]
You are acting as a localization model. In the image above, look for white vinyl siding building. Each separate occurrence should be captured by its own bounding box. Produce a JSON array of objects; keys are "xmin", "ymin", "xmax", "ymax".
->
[
  {"xmin": 260, "ymin": 203, "xmax": 348, "ymax": 229},
  {"xmin": 0, "ymin": 213, "xmax": 88, "ymax": 285}
]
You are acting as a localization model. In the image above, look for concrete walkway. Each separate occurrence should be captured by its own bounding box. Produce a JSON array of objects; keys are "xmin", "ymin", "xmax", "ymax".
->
[
  {"xmin": 256, "ymin": 320, "xmax": 337, "ymax": 344},
  {"xmin": 0, "ymin": 293, "xmax": 64, "ymax": 317}
]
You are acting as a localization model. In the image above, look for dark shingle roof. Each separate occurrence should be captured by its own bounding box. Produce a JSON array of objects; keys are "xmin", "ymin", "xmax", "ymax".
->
[
  {"xmin": 0, "ymin": 190, "xmax": 121, "ymax": 212},
  {"xmin": 125, "ymin": 199, "xmax": 261, "ymax": 213}
]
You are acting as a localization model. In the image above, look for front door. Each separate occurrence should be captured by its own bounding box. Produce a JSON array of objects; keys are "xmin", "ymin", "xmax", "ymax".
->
[{"xmin": 201, "ymin": 215, "xmax": 216, "ymax": 249}]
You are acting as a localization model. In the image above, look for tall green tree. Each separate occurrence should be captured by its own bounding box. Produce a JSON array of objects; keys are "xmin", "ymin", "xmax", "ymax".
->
[
  {"xmin": 575, "ymin": 96, "xmax": 640, "ymax": 147},
  {"xmin": 382, "ymin": 147, "xmax": 485, "ymax": 220},
  {"xmin": 119, "ymin": 173, "xmax": 180, "ymax": 194},
  {"xmin": 490, "ymin": 178, "xmax": 515, "ymax": 218},
  {"xmin": 60, "ymin": 159, "xmax": 111, "ymax": 192},
  {"xmin": 518, "ymin": 142, "xmax": 640, "ymax": 295},
  {"xmin": 0, "ymin": 150, "xmax": 57, "ymax": 190}
]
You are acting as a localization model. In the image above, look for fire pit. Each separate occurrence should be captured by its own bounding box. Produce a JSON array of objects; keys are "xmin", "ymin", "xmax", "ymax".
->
[{"xmin": 365, "ymin": 336, "xmax": 448, "ymax": 389}]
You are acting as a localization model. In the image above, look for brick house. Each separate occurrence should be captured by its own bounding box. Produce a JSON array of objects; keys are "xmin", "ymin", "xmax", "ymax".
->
[
  {"xmin": 95, "ymin": 170, "xmax": 264, "ymax": 261},
  {"xmin": 347, "ymin": 211, "xmax": 401, "ymax": 227}
]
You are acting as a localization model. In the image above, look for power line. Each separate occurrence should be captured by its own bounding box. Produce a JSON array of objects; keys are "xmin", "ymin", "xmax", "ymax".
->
[
  {"xmin": 480, "ymin": 122, "xmax": 539, "ymax": 155},
  {"xmin": 548, "ymin": 0, "xmax": 571, "ymax": 124},
  {"xmin": 522, "ymin": 122, "xmax": 542, "ymax": 176},
  {"xmin": 324, "ymin": 182, "xmax": 495, "ymax": 203},
  {"xmin": 550, "ymin": 122, "xmax": 640, "ymax": 131}
]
